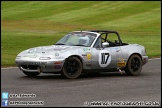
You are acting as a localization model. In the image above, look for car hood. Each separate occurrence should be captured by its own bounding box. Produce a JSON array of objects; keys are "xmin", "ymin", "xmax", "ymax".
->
[{"xmin": 20, "ymin": 45, "xmax": 82, "ymax": 55}]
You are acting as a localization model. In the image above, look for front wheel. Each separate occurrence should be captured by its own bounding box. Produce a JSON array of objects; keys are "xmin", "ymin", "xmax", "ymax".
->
[
  {"xmin": 61, "ymin": 56, "xmax": 82, "ymax": 79},
  {"xmin": 23, "ymin": 71, "xmax": 40, "ymax": 77},
  {"xmin": 125, "ymin": 55, "xmax": 142, "ymax": 76}
]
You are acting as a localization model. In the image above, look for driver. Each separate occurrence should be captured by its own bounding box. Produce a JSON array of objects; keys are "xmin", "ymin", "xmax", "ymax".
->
[{"xmin": 78, "ymin": 36, "xmax": 89, "ymax": 46}]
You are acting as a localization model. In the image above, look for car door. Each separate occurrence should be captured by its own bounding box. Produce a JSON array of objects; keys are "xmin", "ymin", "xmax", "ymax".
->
[{"xmin": 91, "ymin": 37, "xmax": 122, "ymax": 69}]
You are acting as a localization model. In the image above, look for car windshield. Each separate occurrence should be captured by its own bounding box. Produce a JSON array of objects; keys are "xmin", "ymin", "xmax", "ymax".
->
[{"xmin": 55, "ymin": 32, "xmax": 97, "ymax": 47}]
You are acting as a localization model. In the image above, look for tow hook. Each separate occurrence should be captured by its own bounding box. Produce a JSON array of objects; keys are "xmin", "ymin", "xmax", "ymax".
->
[{"xmin": 117, "ymin": 67, "xmax": 122, "ymax": 74}]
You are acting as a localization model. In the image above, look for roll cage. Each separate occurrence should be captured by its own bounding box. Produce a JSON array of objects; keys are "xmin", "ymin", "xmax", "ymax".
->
[{"xmin": 89, "ymin": 30, "xmax": 123, "ymax": 45}]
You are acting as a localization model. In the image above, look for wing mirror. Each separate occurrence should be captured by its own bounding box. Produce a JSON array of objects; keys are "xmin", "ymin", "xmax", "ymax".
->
[{"xmin": 102, "ymin": 42, "xmax": 109, "ymax": 48}]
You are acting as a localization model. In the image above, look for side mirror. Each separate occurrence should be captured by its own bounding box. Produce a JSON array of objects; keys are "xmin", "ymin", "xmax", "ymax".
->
[{"xmin": 102, "ymin": 42, "xmax": 109, "ymax": 48}]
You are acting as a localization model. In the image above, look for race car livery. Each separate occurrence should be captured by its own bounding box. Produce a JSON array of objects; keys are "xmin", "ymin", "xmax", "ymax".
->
[{"xmin": 15, "ymin": 30, "xmax": 148, "ymax": 78}]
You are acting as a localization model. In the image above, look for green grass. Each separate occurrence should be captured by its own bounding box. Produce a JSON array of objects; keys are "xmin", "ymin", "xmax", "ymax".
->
[{"xmin": 1, "ymin": 1, "xmax": 161, "ymax": 66}]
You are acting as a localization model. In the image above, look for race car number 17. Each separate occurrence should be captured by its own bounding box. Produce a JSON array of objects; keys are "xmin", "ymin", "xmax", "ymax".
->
[
  {"xmin": 99, "ymin": 50, "xmax": 111, "ymax": 67},
  {"xmin": 101, "ymin": 53, "xmax": 109, "ymax": 64}
]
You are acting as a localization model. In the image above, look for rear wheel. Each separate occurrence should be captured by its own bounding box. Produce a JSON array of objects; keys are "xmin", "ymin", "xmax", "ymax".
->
[
  {"xmin": 23, "ymin": 71, "xmax": 40, "ymax": 77},
  {"xmin": 61, "ymin": 56, "xmax": 82, "ymax": 79},
  {"xmin": 125, "ymin": 54, "xmax": 142, "ymax": 76}
]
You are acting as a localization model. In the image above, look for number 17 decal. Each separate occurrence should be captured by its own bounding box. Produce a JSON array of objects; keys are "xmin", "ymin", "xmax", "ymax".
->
[
  {"xmin": 101, "ymin": 53, "xmax": 109, "ymax": 64},
  {"xmin": 99, "ymin": 51, "xmax": 111, "ymax": 67}
]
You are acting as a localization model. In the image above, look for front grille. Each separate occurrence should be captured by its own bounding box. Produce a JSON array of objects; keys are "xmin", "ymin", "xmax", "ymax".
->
[
  {"xmin": 21, "ymin": 65, "xmax": 38, "ymax": 70},
  {"xmin": 16, "ymin": 61, "xmax": 47, "ymax": 65}
]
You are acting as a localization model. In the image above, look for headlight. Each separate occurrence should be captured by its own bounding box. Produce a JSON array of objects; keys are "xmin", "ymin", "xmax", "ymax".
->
[{"xmin": 39, "ymin": 57, "xmax": 51, "ymax": 60}]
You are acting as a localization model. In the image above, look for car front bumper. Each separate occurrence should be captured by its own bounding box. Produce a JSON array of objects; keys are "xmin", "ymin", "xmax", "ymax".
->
[
  {"xmin": 142, "ymin": 55, "xmax": 148, "ymax": 65},
  {"xmin": 15, "ymin": 59, "xmax": 65, "ymax": 73}
]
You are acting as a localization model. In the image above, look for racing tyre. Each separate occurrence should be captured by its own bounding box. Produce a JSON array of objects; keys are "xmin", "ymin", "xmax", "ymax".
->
[
  {"xmin": 23, "ymin": 71, "xmax": 40, "ymax": 77},
  {"xmin": 125, "ymin": 54, "xmax": 142, "ymax": 76},
  {"xmin": 61, "ymin": 56, "xmax": 82, "ymax": 79}
]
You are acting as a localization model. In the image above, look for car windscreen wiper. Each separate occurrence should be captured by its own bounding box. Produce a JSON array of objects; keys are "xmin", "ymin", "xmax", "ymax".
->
[
  {"xmin": 74, "ymin": 44, "xmax": 86, "ymax": 46},
  {"xmin": 55, "ymin": 43, "xmax": 66, "ymax": 45}
]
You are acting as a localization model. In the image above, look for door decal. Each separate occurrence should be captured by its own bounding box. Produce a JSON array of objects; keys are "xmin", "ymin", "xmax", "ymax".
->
[
  {"xmin": 101, "ymin": 53, "xmax": 109, "ymax": 64},
  {"xmin": 99, "ymin": 50, "xmax": 111, "ymax": 67}
]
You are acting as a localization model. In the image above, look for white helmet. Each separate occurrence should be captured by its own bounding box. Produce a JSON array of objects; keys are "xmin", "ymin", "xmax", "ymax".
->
[{"xmin": 78, "ymin": 36, "xmax": 89, "ymax": 46}]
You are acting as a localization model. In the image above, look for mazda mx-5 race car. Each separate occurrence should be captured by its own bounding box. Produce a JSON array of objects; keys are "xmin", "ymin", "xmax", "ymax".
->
[{"xmin": 15, "ymin": 30, "xmax": 148, "ymax": 79}]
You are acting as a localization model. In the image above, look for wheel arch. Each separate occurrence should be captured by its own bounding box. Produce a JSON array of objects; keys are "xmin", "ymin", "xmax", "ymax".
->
[
  {"xmin": 64, "ymin": 55, "xmax": 83, "ymax": 66},
  {"xmin": 125, "ymin": 53, "xmax": 143, "ymax": 76},
  {"xmin": 61, "ymin": 55, "xmax": 83, "ymax": 79},
  {"xmin": 126, "ymin": 53, "xmax": 142, "ymax": 66}
]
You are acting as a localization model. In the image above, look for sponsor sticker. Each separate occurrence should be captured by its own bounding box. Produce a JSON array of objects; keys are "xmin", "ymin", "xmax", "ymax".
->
[
  {"xmin": 117, "ymin": 58, "xmax": 126, "ymax": 67},
  {"xmin": 87, "ymin": 54, "xmax": 91, "ymax": 60},
  {"xmin": 83, "ymin": 48, "xmax": 91, "ymax": 52},
  {"xmin": 54, "ymin": 65, "xmax": 62, "ymax": 69}
]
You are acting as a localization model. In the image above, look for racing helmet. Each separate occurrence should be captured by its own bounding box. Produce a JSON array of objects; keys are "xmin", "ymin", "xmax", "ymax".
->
[{"xmin": 78, "ymin": 36, "xmax": 89, "ymax": 46}]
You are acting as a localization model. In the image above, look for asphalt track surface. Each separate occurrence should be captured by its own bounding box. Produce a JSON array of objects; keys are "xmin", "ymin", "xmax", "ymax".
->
[{"xmin": 1, "ymin": 59, "xmax": 161, "ymax": 107}]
